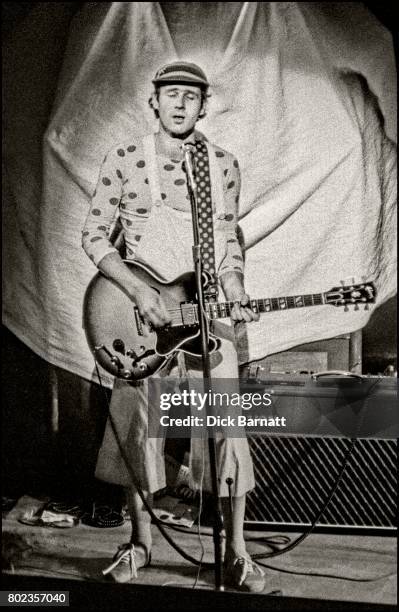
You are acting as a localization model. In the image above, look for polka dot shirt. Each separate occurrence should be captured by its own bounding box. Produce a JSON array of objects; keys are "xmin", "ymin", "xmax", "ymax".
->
[{"xmin": 82, "ymin": 139, "xmax": 244, "ymax": 277}]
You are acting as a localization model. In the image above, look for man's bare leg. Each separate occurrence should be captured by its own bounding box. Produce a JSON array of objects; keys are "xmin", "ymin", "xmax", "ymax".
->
[
  {"xmin": 221, "ymin": 494, "xmax": 265, "ymax": 592},
  {"xmin": 126, "ymin": 486, "xmax": 153, "ymax": 562},
  {"xmin": 103, "ymin": 485, "xmax": 152, "ymax": 582},
  {"xmin": 221, "ymin": 495, "xmax": 247, "ymax": 559}
]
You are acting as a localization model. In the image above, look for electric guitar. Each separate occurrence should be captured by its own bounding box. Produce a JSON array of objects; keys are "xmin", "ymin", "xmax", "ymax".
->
[{"xmin": 83, "ymin": 260, "xmax": 376, "ymax": 381}]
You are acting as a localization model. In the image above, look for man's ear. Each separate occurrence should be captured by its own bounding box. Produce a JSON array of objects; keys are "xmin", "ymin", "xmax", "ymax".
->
[
  {"xmin": 198, "ymin": 99, "xmax": 208, "ymax": 119},
  {"xmin": 150, "ymin": 91, "xmax": 159, "ymax": 111}
]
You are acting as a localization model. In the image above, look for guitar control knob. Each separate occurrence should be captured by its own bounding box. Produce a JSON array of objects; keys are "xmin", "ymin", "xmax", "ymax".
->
[
  {"xmin": 110, "ymin": 355, "xmax": 123, "ymax": 369},
  {"xmin": 113, "ymin": 339, "xmax": 126, "ymax": 355}
]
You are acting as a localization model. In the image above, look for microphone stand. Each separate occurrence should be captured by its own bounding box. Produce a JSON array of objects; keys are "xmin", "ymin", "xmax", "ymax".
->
[{"xmin": 182, "ymin": 144, "xmax": 224, "ymax": 591}]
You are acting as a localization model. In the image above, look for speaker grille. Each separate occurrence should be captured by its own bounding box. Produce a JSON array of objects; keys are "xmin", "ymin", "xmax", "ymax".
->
[{"xmin": 245, "ymin": 437, "xmax": 397, "ymax": 528}]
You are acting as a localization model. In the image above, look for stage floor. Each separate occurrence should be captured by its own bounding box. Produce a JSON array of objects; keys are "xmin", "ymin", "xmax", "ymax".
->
[{"xmin": 2, "ymin": 496, "xmax": 397, "ymax": 607}]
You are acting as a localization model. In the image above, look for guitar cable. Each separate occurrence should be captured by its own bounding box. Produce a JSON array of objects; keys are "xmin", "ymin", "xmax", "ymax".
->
[{"xmin": 95, "ymin": 361, "xmax": 385, "ymax": 571}]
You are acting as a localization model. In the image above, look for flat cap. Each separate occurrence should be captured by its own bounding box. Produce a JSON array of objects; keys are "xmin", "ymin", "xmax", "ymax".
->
[{"xmin": 152, "ymin": 61, "xmax": 209, "ymax": 89}]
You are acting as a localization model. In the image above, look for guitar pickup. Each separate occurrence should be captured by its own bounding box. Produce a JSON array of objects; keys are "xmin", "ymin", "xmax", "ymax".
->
[{"xmin": 181, "ymin": 302, "xmax": 198, "ymax": 326}]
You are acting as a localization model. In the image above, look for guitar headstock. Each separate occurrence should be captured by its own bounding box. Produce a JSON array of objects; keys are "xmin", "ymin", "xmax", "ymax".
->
[{"xmin": 326, "ymin": 279, "xmax": 376, "ymax": 310}]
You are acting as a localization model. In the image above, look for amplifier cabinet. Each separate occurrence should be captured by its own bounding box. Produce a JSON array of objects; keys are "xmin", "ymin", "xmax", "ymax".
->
[{"xmin": 245, "ymin": 436, "xmax": 397, "ymax": 529}]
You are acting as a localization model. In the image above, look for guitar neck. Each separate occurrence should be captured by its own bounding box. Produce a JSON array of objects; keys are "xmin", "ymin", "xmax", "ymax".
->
[{"xmin": 205, "ymin": 293, "xmax": 325, "ymax": 319}]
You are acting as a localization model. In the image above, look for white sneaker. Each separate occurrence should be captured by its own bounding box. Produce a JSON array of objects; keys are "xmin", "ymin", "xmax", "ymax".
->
[{"xmin": 102, "ymin": 543, "xmax": 151, "ymax": 583}]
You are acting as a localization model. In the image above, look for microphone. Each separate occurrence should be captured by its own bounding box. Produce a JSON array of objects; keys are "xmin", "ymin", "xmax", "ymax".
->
[{"xmin": 181, "ymin": 142, "xmax": 197, "ymax": 191}]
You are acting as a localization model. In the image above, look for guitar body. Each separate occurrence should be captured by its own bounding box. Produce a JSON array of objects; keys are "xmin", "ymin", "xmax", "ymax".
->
[{"xmin": 83, "ymin": 260, "xmax": 220, "ymax": 380}]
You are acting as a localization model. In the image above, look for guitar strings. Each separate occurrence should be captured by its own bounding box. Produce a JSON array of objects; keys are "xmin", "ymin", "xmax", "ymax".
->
[{"xmin": 162, "ymin": 286, "xmax": 371, "ymax": 322}]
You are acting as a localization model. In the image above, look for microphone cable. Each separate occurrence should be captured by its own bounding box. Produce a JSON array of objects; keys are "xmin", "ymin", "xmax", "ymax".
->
[{"xmin": 192, "ymin": 433, "xmax": 207, "ymax": 588}]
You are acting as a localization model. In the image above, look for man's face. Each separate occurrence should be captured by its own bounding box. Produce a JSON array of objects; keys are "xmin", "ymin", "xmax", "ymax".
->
[{"xmin": 154, "ymin": 84, "xmax": 203, "ymax": 137}]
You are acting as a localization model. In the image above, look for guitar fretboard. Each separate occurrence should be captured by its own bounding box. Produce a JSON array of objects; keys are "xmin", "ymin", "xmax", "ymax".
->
[
  {"xmin": 205, "ymin": 293, "xmax": 325, "ymax": 319},
  {"xmin": 170, "ymin": 282, "xmax": 374, "ymax": 327}
]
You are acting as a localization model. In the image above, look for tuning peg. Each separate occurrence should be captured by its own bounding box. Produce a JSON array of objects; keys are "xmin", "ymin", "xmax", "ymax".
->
[
  {"xmin": 364, "ymin": 304, "xmax": 369, "ymax": 310},
  {"xmin": 354, "ymin": 304, "xmax": 359, "ymax": 311},
  {"xmin": 340, "ymin": 280, "xmax": 345, "ymax": 286},
  {"xmin": 361, "ymin": 275, "xmax": 367, "ymax": 282},
  {"xmin": 344, "ymin": 305, "xmax": 349, "ymax": 312}
]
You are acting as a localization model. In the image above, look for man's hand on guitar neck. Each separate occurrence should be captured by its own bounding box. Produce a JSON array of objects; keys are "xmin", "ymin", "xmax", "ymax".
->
[{"xmin": 220, "ymin": 271, "xmax": 260, "ymax": 323}]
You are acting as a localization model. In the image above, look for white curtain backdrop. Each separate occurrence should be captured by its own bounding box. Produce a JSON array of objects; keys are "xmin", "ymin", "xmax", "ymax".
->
[{"xmin": 3, "ymin": 2, "xmax": 396, "ymax": 385}]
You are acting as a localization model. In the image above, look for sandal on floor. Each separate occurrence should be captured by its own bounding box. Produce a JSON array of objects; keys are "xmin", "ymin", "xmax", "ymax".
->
[
  {"xmin": 44, "ymin": 501, "xmax": 85, "ymax": 517},
  {"xmin": 81, "ymin": 504, "xmax": 125, "ymax": 528}
]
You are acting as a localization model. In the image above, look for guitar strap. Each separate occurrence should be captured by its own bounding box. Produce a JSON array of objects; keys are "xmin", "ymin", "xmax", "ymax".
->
[
  {"xmin": 191, "ymin": 139, "xmax": 218, "ymax": 302},
  {"xmin": 143, "ymin": 133, "xmax": 224, "ymax": 302}
]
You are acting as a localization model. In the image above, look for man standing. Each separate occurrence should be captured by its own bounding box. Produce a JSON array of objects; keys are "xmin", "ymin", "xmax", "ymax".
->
[{"xmin": 82, "ymin": 61, "xmax": 265, "ymax": 592}]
